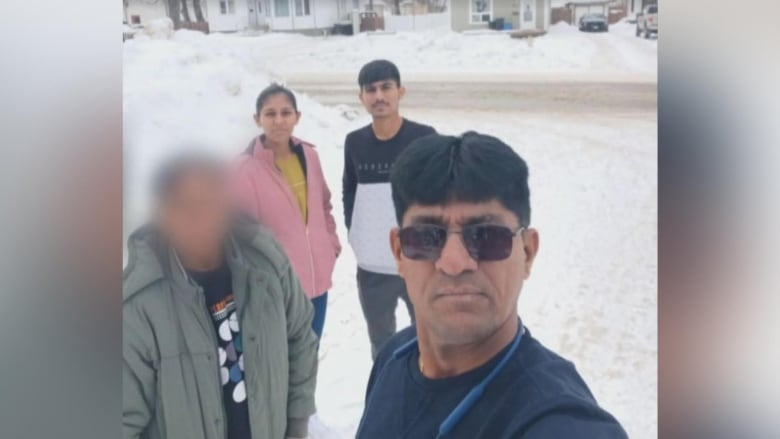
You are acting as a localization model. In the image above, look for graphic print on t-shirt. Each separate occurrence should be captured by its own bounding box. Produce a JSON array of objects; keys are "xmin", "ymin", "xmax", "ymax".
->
[{"xmin": 211, "ymin": 294, "xmax": 246, "ymax": 404}]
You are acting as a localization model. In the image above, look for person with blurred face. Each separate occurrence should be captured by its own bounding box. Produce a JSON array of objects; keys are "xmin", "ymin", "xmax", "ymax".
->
[
  {"xmin": 343, "ymin": 59, "xmax": 437, "ymax": 360},
  {"xmin": 123, "ymin": 155, "xmax": 318, "ymax": 439},
  {"xmin": 356, "ymin": 133, "xmax": 628, "ymax": 438},
  {"xmin": 233, "ymin": 84, "xmax": 341, "ymax": 343}
]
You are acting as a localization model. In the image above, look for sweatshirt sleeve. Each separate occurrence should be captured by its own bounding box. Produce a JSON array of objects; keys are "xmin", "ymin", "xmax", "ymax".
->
[
  {"xmin": 281, "ymin": 257, "xmax": 318, "ymax": 435},
  {"xmin": 342, "ymin": 136, "xmax": 357, "ymax": 230},
  {"xmin": 122, "ymin": 301, "xmax": 158, "ymax": 439}
]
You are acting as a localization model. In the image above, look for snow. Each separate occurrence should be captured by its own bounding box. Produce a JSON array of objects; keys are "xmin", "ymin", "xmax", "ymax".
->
[
  {"xmin": 124, "ymin": 26, "xmax": 657, "ymax": 439},
  {"xmin": 146, "ymin": 23, "xmax": 656, "ymax": 78}
]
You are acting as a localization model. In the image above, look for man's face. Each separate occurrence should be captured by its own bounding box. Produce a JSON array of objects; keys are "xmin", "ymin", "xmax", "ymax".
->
[
  {"xmin": 359, "ymin": 79, "xmax": 405, "ymax": 119},
  {"xmin": 390, "ymin": 200, "xmax": 539, "ymax": 345},
  {"xmin": 156, "ymin": 169, "xmax": 231, "ymax": 263}
]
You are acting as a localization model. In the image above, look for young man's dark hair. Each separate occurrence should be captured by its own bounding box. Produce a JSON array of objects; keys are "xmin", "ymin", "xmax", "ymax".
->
[
  {"xmin": 358, "ymin": 59, "xmax": 401, "ymax": 89},
  {"xmin": 391, "ymin": 131, "xmax": 530, "ymax": 227},
  {"xmin": 255, "ymin": 83, "xmax": 298, "ymax": 114}
]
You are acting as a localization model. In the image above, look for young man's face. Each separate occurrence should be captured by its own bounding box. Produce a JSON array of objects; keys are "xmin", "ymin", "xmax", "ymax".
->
[
  {"xmin": 359, "ymin": 79, "xmax": 405, "ymax": 119},
  {"xmin": 390, "ymin": 199, "xmax": 539, "ymax": 345},
  {"xmin": 156, "ymin": 169, "xmax": 232, "ymax": 264}
]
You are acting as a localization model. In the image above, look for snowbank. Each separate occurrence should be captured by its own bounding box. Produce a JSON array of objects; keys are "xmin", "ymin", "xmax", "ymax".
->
[
  {"xmin": 138, "ymin": 18, "xmax": 174, "ymax": 40},
  {"xmin": 205, "ymin": 25, "xmax": 658, "ymax": 77},
  {"xmin": 123, "ymin": 31, "xmax": 353, "ymax": 235}
]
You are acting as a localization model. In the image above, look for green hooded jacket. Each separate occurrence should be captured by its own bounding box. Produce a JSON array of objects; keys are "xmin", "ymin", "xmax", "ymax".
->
[{"xmin": 123, "ymin": 219, "xmax": 317, "ymax": 439}]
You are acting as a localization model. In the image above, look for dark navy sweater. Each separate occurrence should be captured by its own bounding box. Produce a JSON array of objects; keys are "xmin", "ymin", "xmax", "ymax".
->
[{"xmin": 356, "ymin": 325, "xmax": 628, "ymax": 439}]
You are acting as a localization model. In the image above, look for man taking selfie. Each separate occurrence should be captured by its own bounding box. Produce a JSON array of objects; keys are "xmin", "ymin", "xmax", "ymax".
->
[{"xmin": 356, "ymin": 132, "xmax": 628, "ymax": 438}]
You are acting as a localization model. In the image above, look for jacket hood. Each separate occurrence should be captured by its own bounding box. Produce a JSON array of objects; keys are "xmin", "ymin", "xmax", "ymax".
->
[{"xmin": 123, "ymin": 224, "xmax": 166, "ymax": 302}]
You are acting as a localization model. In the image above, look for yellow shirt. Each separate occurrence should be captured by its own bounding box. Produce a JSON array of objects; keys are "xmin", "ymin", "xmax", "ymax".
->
[{"xmin": 275, "ymin": 154, "xmax": 308, "ymax": 223}]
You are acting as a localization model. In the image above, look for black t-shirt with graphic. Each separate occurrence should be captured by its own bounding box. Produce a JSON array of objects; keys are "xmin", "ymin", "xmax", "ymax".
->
[{"xmin": 188, "ymin": 263, "xmax": 251, "ymax": 439}]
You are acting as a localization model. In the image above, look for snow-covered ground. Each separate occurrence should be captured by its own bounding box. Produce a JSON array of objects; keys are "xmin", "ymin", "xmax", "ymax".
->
[{"xmin": 124, "ymin": 24, "xmax": 657, "ymax": 439}]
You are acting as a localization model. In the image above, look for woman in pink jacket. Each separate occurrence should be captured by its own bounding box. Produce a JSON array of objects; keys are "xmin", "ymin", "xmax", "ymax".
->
[{"xmin": 232, "ymin": 84, "xmax": 340, "ymax": 341}]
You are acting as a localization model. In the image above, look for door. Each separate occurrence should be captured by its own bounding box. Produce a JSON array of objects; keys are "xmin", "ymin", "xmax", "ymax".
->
[
  {"xmin": 248, "ymin": 0, "xmax": 267, "ymax": 28},
  {"xmin": 519, "ymin": 0, "xmax": 536, "ymax": 30},
  {"xmin": 211, "ymin": 0, "xmax": 240, "ymax": 31},
  {"xmin": 292, "ymin": 0, "xmax": 315, "ymax": 29}
]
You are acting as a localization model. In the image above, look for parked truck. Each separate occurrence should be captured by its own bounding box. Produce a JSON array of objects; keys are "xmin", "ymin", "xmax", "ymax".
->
[{"xmin": 635, "ymin": 4, "xmax": 658, "ymax": 39}]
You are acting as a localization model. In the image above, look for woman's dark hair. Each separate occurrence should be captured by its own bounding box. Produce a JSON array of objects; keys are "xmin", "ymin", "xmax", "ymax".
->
[
  {"xmin": 255, "ymin": 83, "xmax": 298, "ymax": 113},
  {"xmin": 358, "ymin": 59, "xmax": 401, "ymax": 88},
  {"xmin": 390, "ymin": 131, "xmax": 531, "ymax": 227}
]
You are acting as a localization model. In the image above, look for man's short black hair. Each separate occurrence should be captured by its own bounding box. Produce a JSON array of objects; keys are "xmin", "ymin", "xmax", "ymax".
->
[
  {"xmin": 390, "ymin": 132, "xmax": 531, "ymax": 227},
  {"xmin": 151, "ymin": 152, "xmax": 226, "ymax": 203},
  {"xmin": 255, "ymin": 83, "xmax": 298, "ymax": 114},
  {"xmin": 358, "ymin": 59, "xmax": 401, "ymax": 89}
]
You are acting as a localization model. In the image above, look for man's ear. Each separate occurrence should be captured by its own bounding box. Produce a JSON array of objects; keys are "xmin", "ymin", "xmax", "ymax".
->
[
  {"xmin": 399, "ymin": 85, "xmax": 406, "ymax": 99},
  {"xmin": 390, "ymin": 227, "xmax": 403, "ymax": 275},
  {"xmin": 522, "ymin": 228, "xmax": 540, "ymax": 279}
]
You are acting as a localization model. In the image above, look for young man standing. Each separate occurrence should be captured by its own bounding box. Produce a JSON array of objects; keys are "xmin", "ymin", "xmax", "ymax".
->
[
  {"xmin": 342, "ymin": 59, "xmax": 436, "ymax": 360},
  {"xmin": 356, "ymin": 132, "xmax": 628, "ymax": 438}
]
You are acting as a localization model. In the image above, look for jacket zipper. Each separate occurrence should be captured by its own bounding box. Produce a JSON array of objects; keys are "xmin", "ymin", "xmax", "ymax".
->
[
  {"xmin": 305, "ymin": 225, "xmax": 316, "ymax": 293},
  {"xmin": 195, "ymin": 286, "xmax": 229, "ymax": 439},
  {"xmin": 268, "ymin": 155, "xmax": 317, "ymax": 294}
]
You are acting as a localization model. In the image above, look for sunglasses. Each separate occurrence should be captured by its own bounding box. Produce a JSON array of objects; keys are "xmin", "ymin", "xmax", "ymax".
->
[{"xmin": 398, "ymin": 224, "xmax": 526, "ymax": 262}]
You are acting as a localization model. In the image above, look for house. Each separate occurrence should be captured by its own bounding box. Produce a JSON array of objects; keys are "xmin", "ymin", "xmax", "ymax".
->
[
  {"xmin": 450, "ymin": 0, "xmax": 551, "ymax": 33},
  {"xmin": 123, "ymin": 0, "xmax": 553, "ymax": 35},
  {"xmin": 205, "ymin": 0, "xmax": 352, "ymax": 33}
]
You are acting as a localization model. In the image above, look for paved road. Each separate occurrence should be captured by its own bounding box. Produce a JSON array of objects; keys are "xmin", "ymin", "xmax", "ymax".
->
[{"xmin": 285, "ymin": 74, "xmax": 657, "ymax": 113}]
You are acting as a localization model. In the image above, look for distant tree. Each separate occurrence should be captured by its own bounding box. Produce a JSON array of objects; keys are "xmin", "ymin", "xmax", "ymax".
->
[
  {"xmin": 167, "ymin": 0, "xmax": 181, "ymax": 27},
  {"xmin": 193, "ymin": 0, "xmax": 206, "ymax": 22},
  {"xmin": 180, "ymin": 0, "xmax": 192, "ymax": 22}
]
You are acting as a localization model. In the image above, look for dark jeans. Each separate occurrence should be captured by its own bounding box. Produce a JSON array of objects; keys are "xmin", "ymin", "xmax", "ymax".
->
[
  {"xmin": 311, "ymin": 292, "xmax": 328, "ymax": 340},
  {"xmin": 357, "ymin": 268, "xmax": 415, "ymax": 361}
]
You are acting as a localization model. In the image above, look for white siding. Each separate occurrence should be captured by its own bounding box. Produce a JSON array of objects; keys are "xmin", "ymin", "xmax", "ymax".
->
[
  {"xmin": 269, "ymin": 0, "xmax": 339, "ymax": 31},
  {"xmin": 384, "ymin": 12, "xmax": 450, "ymax": 31},
  {"xmin": 206, "ymin": 0, "xmax": 251, "ymax": 32}
]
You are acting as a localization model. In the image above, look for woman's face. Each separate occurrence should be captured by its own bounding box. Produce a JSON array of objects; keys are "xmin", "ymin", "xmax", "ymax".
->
[{"xmin": 254, "ymin": 93, "xmax": 300, "ymax": 145}]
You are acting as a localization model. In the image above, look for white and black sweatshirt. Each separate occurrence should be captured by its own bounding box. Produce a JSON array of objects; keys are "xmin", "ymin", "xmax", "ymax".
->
[{"xmin": 342, "ymin": 119, "xmax": 436, "ymax": 275}]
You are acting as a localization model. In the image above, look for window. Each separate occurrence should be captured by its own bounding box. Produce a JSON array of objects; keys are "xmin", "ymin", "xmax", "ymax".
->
[
  {"xmin": 130, "ymin": 15, "xmax": 141, "ymax": 25},
  {"xmin": 470, "ymin": 0, "xmax": 492, "ymax": 24},
  {"xmin": 295, "ymin": 0, "xmax": 311, "ymax": 16},
  {"xmin": 274, "ymin": 0, "xmax": 290, "ymax": 17},
  {"xmin": 219, "ymin": 0, "xmax": 236, "ymax": 15}
]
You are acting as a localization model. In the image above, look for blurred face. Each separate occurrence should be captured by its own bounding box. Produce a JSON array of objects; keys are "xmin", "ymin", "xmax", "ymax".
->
[
  {"xmin": 359, "ymin": 79, "xmax": 405, "ymax": 119},
  {"xmin": 254, "ymin": 93, "xmax": 300, "ymax": 145},
  {"xmin": 155, "ymin": 169, "xmax": 231, "ymax": 265},
  {"xmin": 390, "ymin": 199, "xmax": 539, "ymax": 345}
]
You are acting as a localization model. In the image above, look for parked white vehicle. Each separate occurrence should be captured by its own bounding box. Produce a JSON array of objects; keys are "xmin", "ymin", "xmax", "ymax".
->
[{"xmin": 635, "ymin": 4, "xmax": 658, "ymax": 38}]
